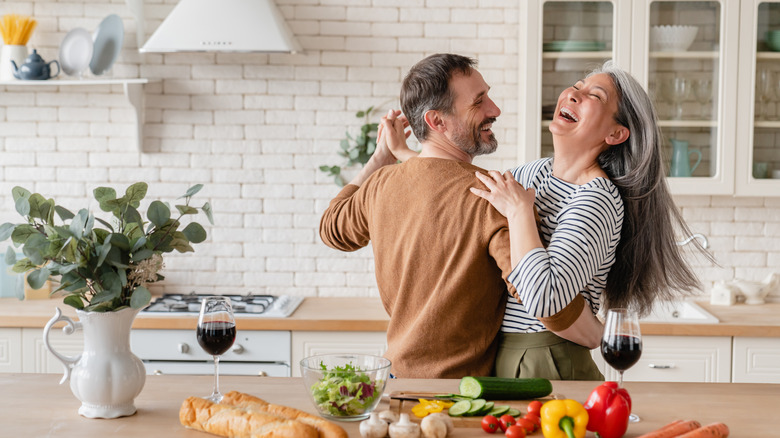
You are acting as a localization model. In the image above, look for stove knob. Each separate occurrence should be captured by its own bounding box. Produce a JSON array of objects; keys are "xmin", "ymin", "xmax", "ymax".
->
[
  {"xmin": 232, "ymin": 344, "xmax": 245, "ymax": 354},
  {"xmin": 178, "ymin": 343, "xmax": 190, "ymax": 354}
]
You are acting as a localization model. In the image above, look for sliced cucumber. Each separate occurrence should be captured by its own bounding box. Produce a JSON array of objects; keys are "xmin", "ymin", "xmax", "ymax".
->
[
  {"xmin": 479, "ymin": 401, "xmax": 495, "ymax": 415},
  {"xmin": 507, "ymin": 408, "xmax": 522, "ymax": 417},
  {"xmin": 448, "ymin": 400, "xmax": 472, "ymax": 417},
  {"xmin": 459, "ymin": 376, "xmax": 553, "ymax": 400},
  {"xmin": 487, "ymin": 405, "xmax": 511, "ymax": 417},
  {"xmin": 466, "ymin": 399, "xmax": 487, "ymax": 416}
]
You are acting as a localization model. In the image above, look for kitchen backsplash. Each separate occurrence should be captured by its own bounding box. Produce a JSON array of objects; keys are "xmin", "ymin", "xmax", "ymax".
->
[{"xmin": 0, "ymin": 0, "xmax": 777, "ymax": 302}]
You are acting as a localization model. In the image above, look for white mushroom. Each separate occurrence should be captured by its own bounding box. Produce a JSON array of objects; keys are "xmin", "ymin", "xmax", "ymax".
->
[
  {"xmin": 378, "ymin": 409, "xmax": 400, "ymax": 424},
  {"xmin": 360, "ymin": 412, "xmax": 389, "ymax": 438},
  {"xmin": 420, "ymin": 414, "xmax": 448, "ymax": 438},
  {"xmin": 426, "ymin": 413, "xmax": 453, "ymax": 435},
  {"xmin": 389, "ymin": 413, "xmax": 421, "ymax": 438}
]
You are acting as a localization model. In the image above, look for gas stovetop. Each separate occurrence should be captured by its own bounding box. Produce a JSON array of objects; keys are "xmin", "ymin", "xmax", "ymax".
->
[{"xmin": 141, "ymin": 293, "xmax": 304, "ymax": 318}]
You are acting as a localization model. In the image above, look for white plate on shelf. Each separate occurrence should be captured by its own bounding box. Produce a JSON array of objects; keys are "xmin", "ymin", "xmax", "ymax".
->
[
  {"xmin": 90, "ymin": 14, "xmax": 124, "ymax": 76},
  {"xmin": 59, "ymin": 27, "xmax": 94, "ymax": 77}
]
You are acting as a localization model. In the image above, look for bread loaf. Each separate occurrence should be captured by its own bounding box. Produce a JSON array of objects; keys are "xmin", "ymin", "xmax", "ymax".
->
[
  {"xmin": 179, "ymin": 395, "xmax": 319, "ymax": 438},
  {"xmin": 221, "ymin": 391, "xmax": 348, "ymax": 438}
]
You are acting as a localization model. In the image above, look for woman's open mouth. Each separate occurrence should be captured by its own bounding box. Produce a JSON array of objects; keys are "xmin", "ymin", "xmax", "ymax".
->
[{"xmin": 558, "ymin": 107, "xmax": 579, "ymax": 122}]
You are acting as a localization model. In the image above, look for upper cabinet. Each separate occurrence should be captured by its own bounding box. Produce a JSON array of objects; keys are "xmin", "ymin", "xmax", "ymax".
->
[{"xmin": 519, "ymin": 0, "xmax": 777, "ymax": 196}]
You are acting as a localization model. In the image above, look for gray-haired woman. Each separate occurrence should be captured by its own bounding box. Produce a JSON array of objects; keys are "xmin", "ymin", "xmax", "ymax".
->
[{"xmin": 470, "ymin": 61, "xmax": 710, "ymax": 379}]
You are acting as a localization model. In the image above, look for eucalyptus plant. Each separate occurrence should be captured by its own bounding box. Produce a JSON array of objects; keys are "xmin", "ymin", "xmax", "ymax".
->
[
  {"xmin": 320, "ymin": 106, "xmax": 379, "ymax": 187},
  {"xmin": 0, "ymin": 183, "xmax": 214, "ymax": 312}
]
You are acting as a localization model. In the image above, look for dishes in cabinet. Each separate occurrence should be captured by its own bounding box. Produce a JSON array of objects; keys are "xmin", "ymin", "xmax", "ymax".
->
[
  {"xmin": 542, "ymin": 41, "xmax": 606, "ymax": 52},
  {"xmin": 650, "ymin": 25, "xmax": 698, "ymax": 52},
  {"xmin": 90, "ymin": 14, "xmax": 124, "ymax": 75},
  {"xmin": 59, "ymin": 27, "xmax": 93, "ymax": 77}
]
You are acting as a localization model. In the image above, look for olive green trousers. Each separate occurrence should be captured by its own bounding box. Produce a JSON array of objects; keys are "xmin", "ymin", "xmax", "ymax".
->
[{"xmin": 493, "ymin": 331, "xmax": 604, "ymax": 381}]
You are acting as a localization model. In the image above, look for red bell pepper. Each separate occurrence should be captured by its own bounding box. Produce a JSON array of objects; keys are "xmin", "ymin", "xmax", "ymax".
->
[{"xmin": 583, "ymin": 381, "xmax": 631, "ymax": 438}]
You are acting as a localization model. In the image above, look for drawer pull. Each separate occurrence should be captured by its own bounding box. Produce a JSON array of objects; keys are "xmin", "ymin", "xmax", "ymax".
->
[{"xmin": 648, "ymin": 363, "xmax": 674, "ymax": 369}]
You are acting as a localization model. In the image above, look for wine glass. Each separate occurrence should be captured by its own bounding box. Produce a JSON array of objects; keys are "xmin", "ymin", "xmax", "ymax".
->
[
  {"xmin": 601, "ymin": 308, "xmax": 642, "ymax": 422},
  {"xmin": 693, "ymin": 77, "xmax": 713, "ymax": 119},
  {"xmin": 666, "ymin": 76, "xmax": 691, "ymax": 120},
  {"xmin": 197, "ymin": 296, "xmax": 236, "ymax": 403},
  {"xmin": 756, "ymin": 68, "xmax": 774, "ymax": 121}
]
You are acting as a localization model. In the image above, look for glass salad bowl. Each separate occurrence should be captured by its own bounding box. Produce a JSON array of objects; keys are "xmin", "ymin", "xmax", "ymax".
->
[{"xmin": 300, "ymin": 353, "xmax": 391, "ymax": 421}]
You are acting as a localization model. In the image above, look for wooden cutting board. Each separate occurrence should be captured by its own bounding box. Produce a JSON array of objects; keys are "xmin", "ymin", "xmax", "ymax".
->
[{"xmin": 388, "ymin": 391, "xmax": 561, "ymax": 428}]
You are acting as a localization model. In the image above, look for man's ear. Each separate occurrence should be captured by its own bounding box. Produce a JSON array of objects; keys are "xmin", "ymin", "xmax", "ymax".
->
[
  {"xmin": 424, "ymin": 110, "xmax": 447, "ymax": 134},
  {"xmin": 605, "ymin": 126, "xmax": 630, "ymax": 145}
]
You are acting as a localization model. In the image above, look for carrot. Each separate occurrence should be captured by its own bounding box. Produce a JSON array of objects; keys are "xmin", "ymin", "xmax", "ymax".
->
[
  {"xmin": 637, "ymin": 419, "xmax": 702, "ymax": 438},
  {"xmin": 676, "ymin": 422, "xmax": 730, "ymax": 438}
]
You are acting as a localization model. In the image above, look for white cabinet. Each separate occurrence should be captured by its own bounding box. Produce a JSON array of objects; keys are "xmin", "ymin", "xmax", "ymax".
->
[
  {"xmin": 22, "ymin": 327, "xmax": 83, "ymax": 374},
  {"xmin": 291, "ymin": 331, "xmax": 387, "ymax": 377},
  {"xmin": 732, "ymin": 337, "xmax": 780, "ymax": 383},
  {"xmin": 592, "ymin": 335, "xmax": 732, "ymax": 382},
  {"xmin": 0, "ymin": 328, "xmax": 22, "ymax": 372},
  {"xmin": 519, "ymin": 0, "xmax": 778, "ymax": 196}
]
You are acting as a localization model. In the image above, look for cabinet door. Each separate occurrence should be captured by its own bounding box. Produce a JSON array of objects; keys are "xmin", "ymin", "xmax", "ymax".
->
[
  {"xmin": 591, "ymin": 335, "xmax": 731, "ymax": 382},
  {"xmin": 736, "ymin": 0, "xmax": 780, "ymax": 195},
  {"xmin": 22, "ymin": 327, "xmax": 84, "ymax": 374},
  {"xmin": 633, "ymin": 0, "xmax": 739, "ymax": 195},
  {"xmin": 732, "ymin": 337, "xmax": 780, "ymax": 383},
  {"xmin": 0, "ymin": 328, "xmax": 22, "ymax": 373},
  {"xmin": 291, "ymin": 331, "xmax": 387, "ymax": 377},
  {"xmin": 520, "ymin": 0, "xmax": 631, "ymax": 164}
]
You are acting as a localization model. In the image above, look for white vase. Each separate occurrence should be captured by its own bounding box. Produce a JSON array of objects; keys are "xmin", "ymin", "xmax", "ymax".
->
[
  {"xmin": 43, "ymin": 306, "xmax": 147, "ymax": 418},
  {"xmin": 0, "ymin": 45, "xmax": 28, "ymax": 81}
]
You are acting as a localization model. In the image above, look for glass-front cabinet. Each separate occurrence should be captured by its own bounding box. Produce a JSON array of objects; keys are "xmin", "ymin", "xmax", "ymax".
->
[
  {"xmin": 519, "ymin": 0, "xmax": 769, "ymax": 196},
  {"xmin": 736, "ymin": 0, "xmax": 780, "ymax": 195}
]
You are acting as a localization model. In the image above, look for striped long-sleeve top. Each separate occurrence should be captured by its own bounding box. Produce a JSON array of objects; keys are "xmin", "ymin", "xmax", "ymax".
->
[{"xmin": 502, "ymin": 158, "xmax": 624, "ymax": 333}]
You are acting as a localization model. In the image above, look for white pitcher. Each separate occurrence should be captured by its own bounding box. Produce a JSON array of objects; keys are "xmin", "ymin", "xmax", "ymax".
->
[{"xmin": 43, "ymin": 307, "xmax": 146, "ymax": 418}]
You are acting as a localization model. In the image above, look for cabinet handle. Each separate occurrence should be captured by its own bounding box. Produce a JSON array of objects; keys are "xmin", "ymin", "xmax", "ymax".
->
[
  {"xmin": 177, "ymin": 342, "xmax": 190, "ymax": 354},
  {"xmin": 153, "ymin": 370, "xmax": 164, "ymax": 375},
  {"xmin": 648, "ymin": 363, "xmax": 674, "ymax": 369},
  {"xmin": 257, "ymin": 371, "xmax": 268, "ymax": 377},
  {"xmin": 232, "ymin": 344, "xmax": 245, "ymax": 354}
]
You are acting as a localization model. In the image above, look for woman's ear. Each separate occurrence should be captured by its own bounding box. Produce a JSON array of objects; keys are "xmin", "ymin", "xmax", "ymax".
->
[
  {"xmin": 424, "ymin": 110, "xmax": 447, "ymax": 133},
  {"xmin": 605, "ymin": 126, "xmax": 630, "ymax": 145}
]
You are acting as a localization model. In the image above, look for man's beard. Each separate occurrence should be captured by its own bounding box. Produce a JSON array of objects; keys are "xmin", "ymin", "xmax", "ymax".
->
[{"xmin": 451, "ymin": 117, "xmax": 498, "ymax": 157}]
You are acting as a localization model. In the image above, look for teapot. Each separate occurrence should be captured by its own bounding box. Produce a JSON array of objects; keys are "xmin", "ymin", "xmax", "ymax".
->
[
  {"xmin": 669, "ymin": 139, "xmax": 702, "ymax": 177},
  {"xmin": 11, "ymin": 49, "xmax": 60, "ymax": 80}
]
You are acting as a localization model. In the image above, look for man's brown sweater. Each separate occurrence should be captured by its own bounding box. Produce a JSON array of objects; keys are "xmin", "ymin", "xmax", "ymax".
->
[{"xmin": 320, "ymin": 157, "xmax": 516, "ymax": 378}]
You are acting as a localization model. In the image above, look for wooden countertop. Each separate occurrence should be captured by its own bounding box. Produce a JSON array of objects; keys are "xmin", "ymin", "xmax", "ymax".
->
[
  {"xmin": 0, "ymin": 373, "xmax": 772, "ymax": 437},
  {"xmin": 2, "ymin": 297, "xmax": 780, "ymax": 337}
]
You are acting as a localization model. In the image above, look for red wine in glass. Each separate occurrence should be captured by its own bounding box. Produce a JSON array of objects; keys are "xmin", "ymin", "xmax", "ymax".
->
[
  {"xmin": 601, "ymin": 308, "xmax": 642, "ymax": 422},
  {"xmin": 197, "ymin": 321, "xmax": 236, "ymax": 356},
  {"xmin": 197, "ymin": 297, "xmax": 236, "ymax": 402}
]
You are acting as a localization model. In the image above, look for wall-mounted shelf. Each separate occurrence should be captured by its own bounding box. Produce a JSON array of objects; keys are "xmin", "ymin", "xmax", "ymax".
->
[{"xmin": 0, "ymin": 78, "xmax": 149, "ymax": 151}]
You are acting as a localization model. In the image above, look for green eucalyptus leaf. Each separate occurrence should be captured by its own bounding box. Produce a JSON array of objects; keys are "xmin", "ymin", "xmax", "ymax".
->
[
  {"xmin": 201, "ymin": 202, "xmax": 214, "ymax": 225},
  {"xmin": 123, "ymin": 205, "xmax": 143, "ymax": 225},
  {"xmin": 100, "ymin": 271, "xmax": 122, "ymax": 295},
  {"xmin": 340, "ymin": 139, "xmax": 350, "ymax": 150},
  {"xmin": 170, "ymin": 238, "xmax": 194, "ymax": 253},
  {"xmin": 95, "ymin": 217, "xmax": 114, "ymax": 232},
  {"xmin": 176, "ymin": 205, "xmax": 198, "ymax": 215},
  {"xmin": 11, "ymin": 225, "xmax": 38, "ymax": 245},
  {"xmin": 85, "ymin": 300, "xmax": 116, "ymax": 312},
  {"xmin": 28, "ymin": 194, "xmax": 48, "ymax": 220},
  {"xmin": 0, "ymin": 223, "xmax": 15, "ymax": 241},
  {"xmin": 22, "ymin": 233, "xmax": 47, "ymax": 265},
  {"xmin": 58, "ymin": 237, "xmax": 78, "ymax": 263},
  {"xmin": 96, "ymin": 236, "xmax": 112, "ymax": 267},
  {"xmin": 15, "ymin": 196, "xmax": 30, "ymax": 217},
  {"xmin": 27, "ymin": 268, "xmax": 51, "ymax": 289},
  {"xmin": 130, "ymin": 286, "xmax": 151, "ymax": 309},
  {"xmin": 11, "ymin": 258, "xmax": 35, "ymax": 273},
  {"xmin": 131, "ymin": 236, "xmax": 147, "ymax": 252},
  {"xmin": 11, "ymin": 186, "xmax": 31, "ymax": 203},
  {"xmin": 148, "ymin": 201, "xmax": 171, "ymax": 227},
  {"xmin": 104, "ymin": 246, "xmax": 129, "ymax": 269},
  {"xmin": 133, "ymin": 248, "xmax": 153, "ymax": 262},
  {"xmin": 52, "ymin": 262, "xmax": 79, "ymax": 275},
  {"xmin": 69, "ymin": 209, "xmax": 89, "ymax": 239},
  {"xmin": 182, "ymin": 222, "xmax": 207, "ymax": 244},
  {"xmin": 84, "ymin": 211, "xmax": 95, "ymax": 236},
  {"xmin": 125, "ymin": 182, "xmax": 148, "ymax": 208},
  {"xmin": 118, "ymin": 268, "xmax": 127, "ymax": 287},
  {"xmin": 108, "ymin": 233, "xmax": 131, "ymax": 251},
  {"xmin": 356, "ymin": 110, "xmax": 365, "ymax": 118},
  {"xmin": 63, "ymin": 295, "xmax": 84, "ymax": 310},
  {"xmin": 55, "ymin": 205, "xmax": 75, "ymax": 221},
  {"xmin": 182, "ymin": 184, "xmax": 203, "ymax": 199},
  {"xmin": 94, "ymin": 187, "xmax": 118, "ymax": 212},
  {"xmin": 4, "ymin": 247, "xmax": 17, "ymax": 265}
]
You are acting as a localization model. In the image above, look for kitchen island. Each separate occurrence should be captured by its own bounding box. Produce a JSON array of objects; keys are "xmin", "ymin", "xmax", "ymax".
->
[{"xmin": 1, "ymin": 373, "xmax": 773, "ymax": 437}]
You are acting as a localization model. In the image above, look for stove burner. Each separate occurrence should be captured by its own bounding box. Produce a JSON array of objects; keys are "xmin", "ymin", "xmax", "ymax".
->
[{"xmin": 142, "ymin": 293, "xmax": 303, "ymax": 318}]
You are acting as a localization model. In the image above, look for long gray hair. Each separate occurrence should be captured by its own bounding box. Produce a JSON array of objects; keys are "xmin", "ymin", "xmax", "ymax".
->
[{"xmin": 590, "ymin": 61, "xmax": 710, "ymax": 315}]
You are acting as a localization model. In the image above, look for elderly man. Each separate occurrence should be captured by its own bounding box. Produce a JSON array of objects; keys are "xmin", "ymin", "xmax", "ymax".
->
[{"xmin": 320, "ymin": 54, "xmax": 585, "ymax": 378}]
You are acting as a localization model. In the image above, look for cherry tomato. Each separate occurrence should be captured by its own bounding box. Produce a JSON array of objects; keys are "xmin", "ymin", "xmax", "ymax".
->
[
  {"xmin": 526, "ymin": 400, "xmax": 543, "ymax": 417},
  {"xmin": 523, "ymin": 413, "xmax": 541, "ymax": 431},
  {"xmin": 481, "ymin": 415, "xmax": 500, "ymax": 434},
  {"xmin": 504, "ymin": 425, "xmax": 527, "ymax": 438},
  {"xmin": 515, "ymin": 417, "xmax": 535, "ymax": 434},
  {"xmin": 499, "ymin": 414, "xmax": 516, "ymax": 432}
]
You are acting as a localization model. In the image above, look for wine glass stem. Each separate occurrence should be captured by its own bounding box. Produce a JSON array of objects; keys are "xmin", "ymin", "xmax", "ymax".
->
[
  {"xmin": 618, "ymin": 370, "xmax": 624, "ymax": 388},
  {"xmin": 213, "ymin": 355, "xmax": 221, "ymax": 400}
]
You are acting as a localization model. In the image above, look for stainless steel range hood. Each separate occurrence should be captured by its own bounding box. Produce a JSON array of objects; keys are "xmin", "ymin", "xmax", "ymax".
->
[{"xmin": 140, "ymin": 0, "xmax": 302, "ymax": 53}]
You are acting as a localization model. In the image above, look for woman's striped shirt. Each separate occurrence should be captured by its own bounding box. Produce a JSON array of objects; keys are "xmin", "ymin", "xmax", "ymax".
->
[{"xmin": 502, "ymin": 158, "xmax": 624, "ymax": 333}]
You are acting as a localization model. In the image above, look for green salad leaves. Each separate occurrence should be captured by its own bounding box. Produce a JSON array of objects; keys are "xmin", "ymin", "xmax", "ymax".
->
[{"xmin": 309, "ymin": 362, "xmax": 382, "ymax": 417}]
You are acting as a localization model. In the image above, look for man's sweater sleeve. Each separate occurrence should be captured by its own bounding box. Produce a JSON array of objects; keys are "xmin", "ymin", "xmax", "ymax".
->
[{"xmin": 319, "ymin": 184, "xmax": 371, "ymax": 252}]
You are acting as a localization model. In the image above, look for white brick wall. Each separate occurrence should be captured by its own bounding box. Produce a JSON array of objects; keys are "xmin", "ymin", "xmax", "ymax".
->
[{"xmin": 0, "ymin": 0, "xmax": 778, "ymax": 303}]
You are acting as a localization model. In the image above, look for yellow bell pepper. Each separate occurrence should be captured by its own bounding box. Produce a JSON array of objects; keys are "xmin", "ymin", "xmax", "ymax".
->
[
  {"xmin": 411, "ymin": 399, "xmax": 453, "ymax": 418},
  {"xmin": 540, "ymin": 399, "xmax": 589, "ymax": 438}
]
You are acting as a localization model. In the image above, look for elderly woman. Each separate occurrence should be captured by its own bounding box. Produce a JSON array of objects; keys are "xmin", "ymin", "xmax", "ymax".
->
[{"xmin": 383, "ymin": 60, "xmax": 708, "ymax": 380}]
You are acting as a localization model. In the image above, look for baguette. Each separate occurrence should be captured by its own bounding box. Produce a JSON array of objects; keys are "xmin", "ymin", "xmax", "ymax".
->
[
  {"xmin": 222, "ymin": 391, "xmax": 348, "ymax": 438},
  {"xmin": 179, "ymin": 396, "xmax": 319, "ymax": 438}
]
